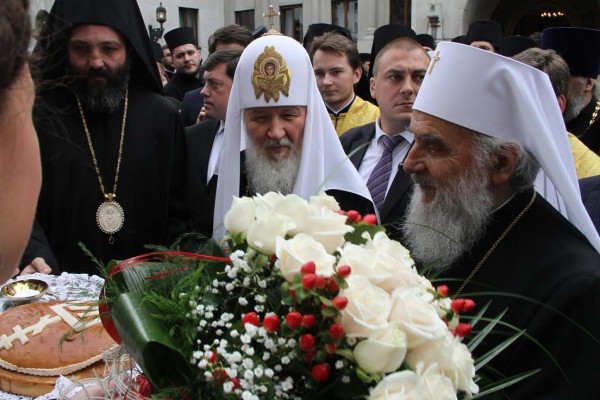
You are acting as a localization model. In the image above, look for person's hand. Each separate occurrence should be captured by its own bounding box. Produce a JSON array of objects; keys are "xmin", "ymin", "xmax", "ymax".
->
[
  {"xmin": 196, "ymin": 106, "xmax": 207, "ymax": 123},
  {"xmin": 20, "ymin": 257, "xmax": 52, "ymax": 275}
]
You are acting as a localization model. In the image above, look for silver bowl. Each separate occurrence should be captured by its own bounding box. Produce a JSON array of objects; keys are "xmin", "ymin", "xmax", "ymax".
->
[{"xmin": 1, "ymin": 279, "xmax": 48, "ymax": 304}]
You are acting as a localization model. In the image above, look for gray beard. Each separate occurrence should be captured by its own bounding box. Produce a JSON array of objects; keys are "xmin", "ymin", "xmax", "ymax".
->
[
  {"xmin": 564, "ymin": 90, "xmax": 587, "ymax": 122},
  {"xmin": 402, "ymin": 168, "xmax": 495, "ymax": 271},
  {"xmin": 245, "ymin": 137, "xmax": 301, "ymax": 195},
  {"xmin": 69, "ymin": 61, "xmax": 131, "ymax": 114}
]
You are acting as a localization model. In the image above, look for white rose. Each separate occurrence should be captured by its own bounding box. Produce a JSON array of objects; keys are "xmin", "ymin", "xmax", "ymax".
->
[
  {"xmin": 340, "ymin": 276, "xmax": 391, "ymax": 337},
  {"xmin": 339, "ymin": 235, "xmax": 419, "ymax": 292},
  {"xmin": 223, "ymin": 196, "xmax": 256, "ymax": 236},
  {"xmin": 253, "ymin": 192, "xmax": 285, "ymax": 209},
  {"xmin": 305, "ymin": 207, "xmax": 353, "ymax": 254},
  {"xmin": 353, "ymin": 323, "xmax": 408, "ymax": 374},
  {"xmin": 406, "ymin": 333, "xmax": 478, "ymax": 395},
  {"xmin": 275, "ymin": 233, "xmax": 336, "ymax": 282},
  {"xmin": 271, "ymin": 194, "xmax": 310, "ymax": 235},
  {"xmin": 370, "ymin": 231, "xmax": 415, "ymax": 268},
  {"xmin": 416, "ymin": 362, "xmax": 457, "ymax": 400},
  {"xmin": 388, "ymin": 288, "xmax": 447, "ymax": 349},
  {"xmin": 369, "ymin": 370, "xmax": 425, "ymax": 400},
  {"xmin": 309, "ymin": 192, "xmax": 341, "ymax": 212},
  {"xmin": 246, "ymin": 208, "xmax": 295, "ymax": 255}
]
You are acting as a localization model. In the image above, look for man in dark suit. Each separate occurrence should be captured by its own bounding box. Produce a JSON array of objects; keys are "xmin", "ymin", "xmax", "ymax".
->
[
  {"xmin": 340, "ymin": 37, "xmax": 430, "ymax": 240},
  {"xmin": 580, "ymin": 175, "xmax": 600, "ymax": 233},
  {"xmin": 185, "ymin": 49, "xmax": 243, "ymax": 233},
  {"xmin": 181, "ymin": 25, "xmax": 253, "ymax": 127}
]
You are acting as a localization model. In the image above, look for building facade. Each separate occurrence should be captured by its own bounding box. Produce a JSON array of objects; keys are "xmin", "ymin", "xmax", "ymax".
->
[{"xmin": 30, "ymin": 0, "xmax": 600, "ymax": 53}]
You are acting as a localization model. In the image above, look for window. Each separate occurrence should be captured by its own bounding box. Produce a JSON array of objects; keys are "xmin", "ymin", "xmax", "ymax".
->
[
  {"xmin": 236, "ymin": 9, "xmax": 255, "ymax": 31},
  {"xmin": 331, "ymin": 0, "xmax": 357, "ymax": 40},
  {"xmin": 281, "ymin": 5, "xmax": 303, "ymax": 42},
  {"xmin": 179, "ymin": 7, "xmax": 199, "ymax": 44},
  {"xmin": 390, "ymin": 0, "xmax": 411, "ymax": 26}
]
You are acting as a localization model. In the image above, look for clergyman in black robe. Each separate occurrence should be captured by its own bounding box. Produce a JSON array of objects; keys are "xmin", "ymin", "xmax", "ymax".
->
[{"xmin": 22, "ymin": 0, "xmax": 188, "ymax": 275}]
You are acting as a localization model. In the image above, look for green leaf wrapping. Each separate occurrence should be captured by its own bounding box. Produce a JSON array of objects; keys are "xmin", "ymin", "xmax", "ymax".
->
[{"xmin": 111, "ymin": 292, "xmax": 194, "ymax": 390}]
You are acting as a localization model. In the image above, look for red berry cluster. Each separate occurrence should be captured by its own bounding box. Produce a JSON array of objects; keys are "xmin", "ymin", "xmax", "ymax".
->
[
  {"xmin": 338, "ymin": 210, "xmax": 378, "ymax": 225},
  {"xmin": 433, "ymin": 286, "xmax": 476, "ymax": 338},
  {"xmin": 279, "ymin": 261, "xmax": 354, "ymax": 384}
]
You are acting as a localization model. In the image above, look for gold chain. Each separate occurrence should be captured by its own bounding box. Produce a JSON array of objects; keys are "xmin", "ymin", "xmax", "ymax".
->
[
  {"xmin": 75, "ymin": 88, "xmax": 128, "ymax": 201},
  {"xmin": 588, "ymin": 99, "xmax": 600, "ymax": 128},
  {"xmin": 454, "ymin": 190, "xmax": 537, "ymax": 297}
]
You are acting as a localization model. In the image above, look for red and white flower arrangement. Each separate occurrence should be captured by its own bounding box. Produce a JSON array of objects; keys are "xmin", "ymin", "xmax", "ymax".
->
[{"xmin": 102, "ymin": 192, "xmax": 481, "ymax": 399}]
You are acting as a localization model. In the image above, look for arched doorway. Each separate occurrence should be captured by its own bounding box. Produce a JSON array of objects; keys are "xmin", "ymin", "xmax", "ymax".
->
[{"xmin": 491, "ymin": 0, "xmax": 600, "ymax": 36}]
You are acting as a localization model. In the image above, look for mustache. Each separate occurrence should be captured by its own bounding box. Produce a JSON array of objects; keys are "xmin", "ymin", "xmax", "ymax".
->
[
  {"xmin": 83, "ymin": 68, "xmax": 112, "ymax": 80},
  {"xmin": 264, "ymin": 137, "xmax": 293, "ymax": 149},
  {"xmin": 411, "ymin": 173, "xmax": 435, "ymax": 186}
]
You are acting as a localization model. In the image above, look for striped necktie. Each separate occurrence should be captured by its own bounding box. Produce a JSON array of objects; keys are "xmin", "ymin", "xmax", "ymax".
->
[{"xmin": 366, "ymin": 134, "xmax": 404, "ymax": 215}]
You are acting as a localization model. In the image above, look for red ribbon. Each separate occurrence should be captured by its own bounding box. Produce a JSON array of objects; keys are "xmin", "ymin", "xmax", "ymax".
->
[{"xmin": 100, "ymin": 251, "xmax": 232, "ymax": 344}]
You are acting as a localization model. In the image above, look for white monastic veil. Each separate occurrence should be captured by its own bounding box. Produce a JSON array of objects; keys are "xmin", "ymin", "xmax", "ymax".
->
[
  {"xmin": 413, "ymin": 42, "xmax": 600, "ymax": 253},
  {"xmin": 213, "ymin": 34, "xmax": 373, "ymax": 239}
]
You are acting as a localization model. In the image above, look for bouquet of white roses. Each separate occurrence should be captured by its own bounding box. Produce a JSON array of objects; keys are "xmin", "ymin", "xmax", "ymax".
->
[{"xmin": 100, "ymin": 192, "xmax": 497, "ymax": 399}]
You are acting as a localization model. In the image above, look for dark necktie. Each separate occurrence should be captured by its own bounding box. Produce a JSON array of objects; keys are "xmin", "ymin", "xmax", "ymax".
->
[{"xmin": 366, "ymin": 134, "xmax": 404, "ymax": 215}]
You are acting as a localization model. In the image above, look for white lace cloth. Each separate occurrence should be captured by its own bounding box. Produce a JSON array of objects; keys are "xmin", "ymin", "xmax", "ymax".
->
[{"xmin": 0, "ymin": 273, "xmax": 105, "ymax": 400}]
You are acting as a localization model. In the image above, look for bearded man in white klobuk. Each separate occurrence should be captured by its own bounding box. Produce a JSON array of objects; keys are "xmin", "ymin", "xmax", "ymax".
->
[{"xmin": 209, "ymin": 31, "xmax": 375, "ymax": 238}]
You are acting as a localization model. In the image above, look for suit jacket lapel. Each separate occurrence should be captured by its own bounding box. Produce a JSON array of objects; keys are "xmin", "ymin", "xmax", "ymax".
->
[
  {"xmin": 348, "ymin": 126, "xmax": 376, "ymax": 168},
  {"xmin": 196, "ymin": 119, "xmax": 220, "ymax": 191},
  {"xmin": 380, "ymin": 165, "xmax": 412, "ymax": 220}
]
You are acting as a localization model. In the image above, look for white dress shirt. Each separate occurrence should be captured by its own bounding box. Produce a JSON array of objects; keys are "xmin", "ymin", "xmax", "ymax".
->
[
  {"xmin": 358, "ymin": 117, "xmax": 414, "ymax": 197},
  {"xmin": 207, "ymin": 120, "xmax": 225, "ymax": 183}
]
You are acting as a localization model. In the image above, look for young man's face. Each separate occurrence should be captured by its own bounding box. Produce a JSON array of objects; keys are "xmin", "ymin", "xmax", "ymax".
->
[
  {"xmin": 162, "ymin": 47, "xmax": 174, "ymax": 69},
  {"xmin": 312, "ymin": 50, "xmax": 361, "ymax": 111},
  {"xmin": 172, "ymin": 44, "xmax": 201, "ymax": 76},
  {"xmin": 201, "ymin": 63, "xmax": 233, "ymax": 121},
  {"xmin": 370, "ymin": 47, "xmax": 429, "ymax": 134}
]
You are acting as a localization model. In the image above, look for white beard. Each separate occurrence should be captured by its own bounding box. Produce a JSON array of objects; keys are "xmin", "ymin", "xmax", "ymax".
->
[
  {"xmin": 564, "ymin": 86, "xmax": 587, "ymax": 123},
  {"xmin": 402, "ymin": 167, "xmax": 495, "ymax": 271},
  {"xmin": 245, "ymin": 136, "xmax": 301, "ymax": 195}
]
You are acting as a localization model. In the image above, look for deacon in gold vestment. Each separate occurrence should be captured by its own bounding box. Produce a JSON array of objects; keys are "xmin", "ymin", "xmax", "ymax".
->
[{"xmin": 309, "ymin": 32, "xmax": 379, "ymax": 136}]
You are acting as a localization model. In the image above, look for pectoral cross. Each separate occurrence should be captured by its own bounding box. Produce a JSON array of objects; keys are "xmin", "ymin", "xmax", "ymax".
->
[
  {"xmin": 428, "ymin": 51, "xmax": 440, "ymax": 75},
  {"xmin": 263, "ymin": 5, "xmax": 280, "ymax": 34}
]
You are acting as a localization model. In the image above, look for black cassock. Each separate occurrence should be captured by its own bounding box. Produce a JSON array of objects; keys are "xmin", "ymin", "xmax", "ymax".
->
[
  {"xmin": 187, "ymin": 156, "xmax": 375, "ymax": 238},
  {"xmin": 164, "ymin": 73, "xmax": 203, "ymax": 101},
  {"xmin": 436, "ymin": 189, "xmax": 600, "ymax": 399},
  {"xmin": 30, "ymin": 86, "xmax": 188, "ymax": 275},
  {"xmin": 567, "ymin": 95, "xmax": 600, "ymax": 156}
]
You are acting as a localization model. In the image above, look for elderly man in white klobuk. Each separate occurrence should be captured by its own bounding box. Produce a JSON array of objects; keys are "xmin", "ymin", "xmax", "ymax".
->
[
  {"xmin": 401, "ymin": 41, "xmax": 600, "ymax": 399},
  {"xmin": 213, "ymin": 32, "xmax": 374, "ymax": 238}
]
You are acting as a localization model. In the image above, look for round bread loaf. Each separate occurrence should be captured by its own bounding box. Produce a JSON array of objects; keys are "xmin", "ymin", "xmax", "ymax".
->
[{"xmin": 0, "ymin": 301, "xmax": 117, "ymax": 376}]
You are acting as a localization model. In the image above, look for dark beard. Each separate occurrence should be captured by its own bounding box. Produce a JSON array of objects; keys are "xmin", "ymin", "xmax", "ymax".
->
[{"xmin": 69, "ymin": 60, "xmax": 131, "ymax": 113}]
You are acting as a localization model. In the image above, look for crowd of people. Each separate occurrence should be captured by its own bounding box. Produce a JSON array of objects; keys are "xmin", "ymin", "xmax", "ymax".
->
[{"xmin": 0, "ymin": 0, "xmax": 599, "ymax": 398}]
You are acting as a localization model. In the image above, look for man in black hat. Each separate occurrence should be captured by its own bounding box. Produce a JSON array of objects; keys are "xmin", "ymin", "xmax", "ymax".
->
[
  {"xmin": 465, "ymin": 19, "xmax": 502, "ymax": 52},
  {"xmin": 163, "ymin": 27, "xmax": 203, "ymax": 101},
  {"xmin": 543, "ymin": 27, "xmax": 600, "ymax": 155},
  {"xmin": 21, "ymin": 0, "xmax": 188, "ymax": 275},
  {"xmin": 416, "ymin": 33, "xmax": 435, "ymax": 52},
  {"xmin": 498, "ymin": 35, "xmax": 537, "ymax": 57},
  {"xmin": 161, "ymin": 45, "xmax": 175, "ymax": 80},
  {"xmin": 302, "ymin": 23, "xmax": 352, "ymax": 51}
]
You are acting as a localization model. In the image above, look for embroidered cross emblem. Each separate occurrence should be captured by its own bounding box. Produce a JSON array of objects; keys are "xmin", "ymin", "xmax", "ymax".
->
[{"xmin": 428, "ymin": 51, "xmax": 441, "ymax": 75}]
